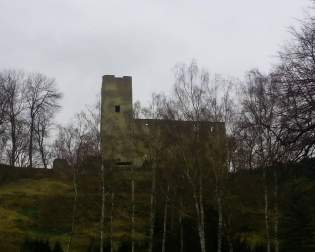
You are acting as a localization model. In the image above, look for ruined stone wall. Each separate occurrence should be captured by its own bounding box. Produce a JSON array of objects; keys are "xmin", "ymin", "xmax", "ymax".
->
[
  {"xmin": 132, "ymin": 119, "xmax": 226, "ymax": 166},
  {"xmin": 101, "ymin": 74, "xmax": 226, "ymax": 168}
]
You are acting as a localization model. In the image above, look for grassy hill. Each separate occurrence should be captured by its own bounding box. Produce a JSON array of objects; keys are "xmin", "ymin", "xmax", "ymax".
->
[
  {"xmin": 2, "ymin": 160, "xmax": 315, "ymax": 251},
  {"xmin": 0, "ymin": 167, "xmax": 71, "ymax": 251},
  {"xmin": 0, "ymin": 164, "xmax": 151, "ymax": 252}
]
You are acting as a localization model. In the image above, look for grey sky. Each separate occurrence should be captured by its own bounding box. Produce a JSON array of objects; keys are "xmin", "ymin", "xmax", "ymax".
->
[{"xmin": 0, "ymin": 0, "xmax": 310, "ymax": 123}]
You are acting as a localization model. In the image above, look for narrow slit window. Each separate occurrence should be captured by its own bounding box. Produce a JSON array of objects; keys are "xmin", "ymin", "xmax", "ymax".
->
[{"xmin": 115, "ymin": 105, "xmax": 120, "ymax": 113}]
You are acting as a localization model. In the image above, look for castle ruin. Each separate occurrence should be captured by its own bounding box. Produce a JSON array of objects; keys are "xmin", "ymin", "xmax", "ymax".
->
[{"xmin": 101, "ymin": 75, "xmax": 226, "ymax": 166}]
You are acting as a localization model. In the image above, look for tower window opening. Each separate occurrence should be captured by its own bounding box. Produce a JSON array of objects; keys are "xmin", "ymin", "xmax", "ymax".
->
[{"xmin": 115, "ymin": 105, "xmax": 121, "ymax": 113}]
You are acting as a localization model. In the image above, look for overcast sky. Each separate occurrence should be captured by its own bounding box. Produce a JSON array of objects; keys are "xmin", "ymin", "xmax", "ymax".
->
[{"xmin": 0, "ymin": 0, "xmax": 310, "ymax": 123}]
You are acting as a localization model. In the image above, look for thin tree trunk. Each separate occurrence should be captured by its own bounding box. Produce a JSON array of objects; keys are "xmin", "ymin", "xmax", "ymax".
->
[
  {"xmin": 190, "ymin": 171, "xmax": 206, "ymax": 252},
  {"xmin": 225, "ymin": 218, "xmax": 234, "ymax": 252},
  {"xmin": 38, "ymin": 128, "xmax": 47, "ymax": 169},
  {"xmin": 67, "ymin": 165, "xmax": 78, "ymax": 252},
  {"xmin": 37, "ymin": 130, "xmax": 47, "ymax": 169},
  {"xmin": 184, "ymin": 152, "xmax": 205, "ymax": 252},
  {"xmin": 274, "ymin": 168, "xmax": 279, "ymax": 252},
  {"xmin": 263, "ymin": 168, "xmax": 271, "ymax": 252},
  {"xmin": 161, "ymin": 185, "xmax": 169, "ymax": 252},
  {"xmin": 198, "ymin": 206, "xmax": 206, "ymax": 252},
  {"xmin": 131, "ymin": 165, "xmax": 135, "ymax": 252},
  {"xmin": 199, "ymin": 173, "xmax": 206, "ymax": 252},
  {"xmin": 170, "ymin": 203, "xmax": 175, "ymax": 232},
  {"xmin": 110, "ymin": 192, "xmax": 114, "ymax": 252},
  {"xmin": 199, "ymin": 210, "xmax": 206, "ymax": 252},
  {"xmin": 29, "ymin": 117, "xmax": 34, "ymax": 168},
  {"xmin": 40, "ymin": 145, "xmax": 47, "ymax": 169},
  {"xmin": 217, "ymin": 187, "xmax": 223, "ymax": 252},
  {"xmin": 192, "ymin": 179, "xmax": 206, "ymax": 252},
  {"xmin": 179, "ymin": 198, "xmax": 184, "ymax": 252},
  {"xmin": 228, "ymin": 239, "xmax": 233, "ymax": 252},
  {"xmin": 148, "ymin": 162, "xmax": 156, "ymax": 252},
  {"xmin": 10, "ymin": 117, "xmax": 16, "ymax": 167},
  {"xmin": 100, "ymin": 162, "xmax": 105, "ymax": 252}
]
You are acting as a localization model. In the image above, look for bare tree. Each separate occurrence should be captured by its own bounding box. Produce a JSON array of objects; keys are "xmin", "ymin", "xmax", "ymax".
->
[
  {"xmin": 100, "ymin": 160, "xmax": 106, "ymax": 252},
  {"xmin": 161, "ymin": 185, "xmax": 169, "ymax": 252},
  {"xmin": 82, "ymin": 98, "xmax": 107, "ymax": 252},
  {"xmin": 0, "ymin": 75, "xmax": 8, "ymax": 161},
  {"xmin": 0, "ymin": 75, "xmax": 8, "ymax": 135},
  {"xmin": 53, "ymin": 108, "xmax": 100, "ymax": 252},
  {"xmin": 1, "ymin": 70, "xmax": 26, "ymax": 167},
  {"xmin": 76, "ymin": 99, "xmax": 104, "ymax": 252},
  {"xmin": 237, "ymin": 70, "xmax": 289, "ymax": 252},
  {"xmin": 34, "ymin": 109, "xmax": 53, "ymax": 168},
  {"xmin": 202, "ymin": 74, "xmax": 235, "ymax": 252},
  {"xmin": 53, "ymin": 124, "xmax": 80, "ymax": 252},
  {"xmin": 24, "ymin": 73, "xmax": 61, "ymax": 168},
  {"xmin": 165, "ymin": 61, "xmax": 211, "ymax": 252},
  {"xmin": 166, "ymin": 61, "xmax": 233, "ymax": 252},
  {"xmin": 134, "ymin": 95, "xmax": 168, "ymax": 252},
  {"xmin": 131, "ymin": 164, "xmax": 135, "ymax": 252},
  {"xmin": 274, "ymin": 15, "xmax": 315, "ymax": 160}
]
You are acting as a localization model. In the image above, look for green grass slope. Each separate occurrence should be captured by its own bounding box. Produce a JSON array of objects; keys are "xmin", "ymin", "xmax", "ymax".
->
[
  {"xmin": 0, "ymin": 166, "xmax": 152, "ymax": 252},
  {"xmin": 0, "ymin": 176, "xmax": 73, "ymax": 251}
]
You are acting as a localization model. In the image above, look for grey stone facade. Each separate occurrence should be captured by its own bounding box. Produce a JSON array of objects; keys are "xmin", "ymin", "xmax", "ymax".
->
[{"xmin": 101, "ymin": 75, "xmax": 226, "ymax": 166}]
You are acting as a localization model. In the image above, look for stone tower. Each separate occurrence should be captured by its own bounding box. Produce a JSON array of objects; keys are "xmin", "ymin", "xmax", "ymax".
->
[{"xmin": 101, "ymin": 75, "xmax": 133, "ymax": 164}]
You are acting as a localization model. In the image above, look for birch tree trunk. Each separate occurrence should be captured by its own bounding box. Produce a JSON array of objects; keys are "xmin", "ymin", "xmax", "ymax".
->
[
  {"xmin": 179, "ymin": 198, "xmax": 184, "ymax": 252},
  {"xmin": 199, "ymin": 172, "xmax": 206, "ymax": 252},
  {"xmin": 191, "ymin": 172, "xmax": 206, "ymax": 252},
  {"xmin": 67, "ymin": 164, "xmax": 78, "ymax": 252},
  {"xmin": 10, "ymin": 116, "xmax": 17, "ymax": 167},
  {"xmin": 28, "ymin": 117, "xmax": 34, "ymax": 168},
  {"xmin": 228, "ymin": 239, "xmax": 233, "ymax": 252},
  {"xmin": 197, "ymin": 202, "xmax": 206, "ymax": 252},
  {"xmin": 274, "ymin": 168, "xmax": 279, "ymax": 252},
  {"xmin": 39, "ymin": 140, "xmax": 47, "ymax": 169},
  {"xmin": 216, "ymin": 186, "xmax": 223, "ymax": 252},
  {"xmin": 110, "ymin": 192, "xmax": 114, "ymax": 252},
  {"xmin": 131, "ymin": 165, "xmax": 135, "ymax": 252},
  {"xmin": 148, "ymin": 162, "xmax": 156, "ymax": 252},
  {"xmin": 225, "ymin": 218, "xmax": 234, "ymax": 252},
  {"xmin": 100, "ymin": 162, "xmax": 105, "ymax": 252},
  {"xmin": 263, "ymin": 168, "xmax": 271, "ymax": 252},
  {"xmin": 161, "ymin": 186, "xmax": 169, "ymax": 252}
]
